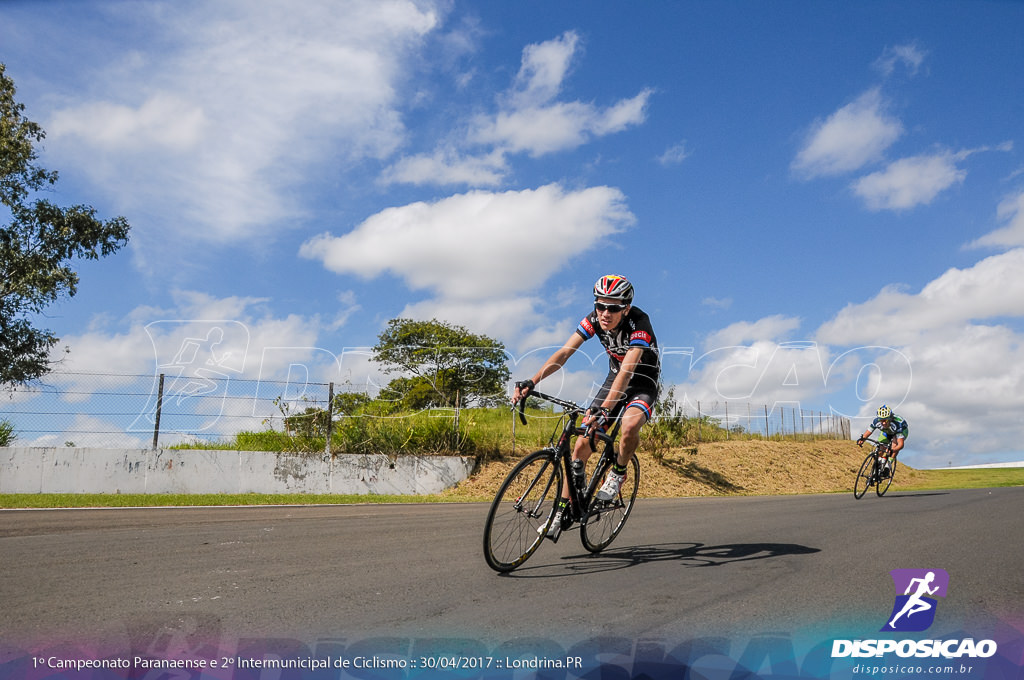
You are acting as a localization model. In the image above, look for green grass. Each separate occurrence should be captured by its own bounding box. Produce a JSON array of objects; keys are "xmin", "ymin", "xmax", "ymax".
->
[
  {"xmin": 170, "ymin": 406, "xmax": 561, "ymax": 459},
  {"xmin": 902, "ymin": 467, "xmax": 1024, "ymax": 490}
]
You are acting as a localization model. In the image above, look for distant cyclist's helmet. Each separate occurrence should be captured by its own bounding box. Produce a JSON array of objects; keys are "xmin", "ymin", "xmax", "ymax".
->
[
  {"xmin": 877, "ymin": 405, "xmax": 892, "ymax": 419},
  {"xmin": 594, "ymin": 275, "xmax": 634, "ymax": 304}
]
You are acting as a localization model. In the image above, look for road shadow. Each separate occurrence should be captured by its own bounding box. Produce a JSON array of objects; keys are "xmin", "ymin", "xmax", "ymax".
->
[{"xmin": 506, "ymin": 541, "xmax": 820, "ymax": 577}]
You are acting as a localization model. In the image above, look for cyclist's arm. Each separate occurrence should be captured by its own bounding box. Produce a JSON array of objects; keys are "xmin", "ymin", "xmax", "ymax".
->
[{"xmin": 513, "ymin": 333, "xmax": 585, "ymax": 403}]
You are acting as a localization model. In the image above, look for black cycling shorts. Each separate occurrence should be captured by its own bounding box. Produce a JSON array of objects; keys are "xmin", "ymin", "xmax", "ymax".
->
[{"xmin": 590, "ymin": 372, "xmax": 658, "ymax": 423}]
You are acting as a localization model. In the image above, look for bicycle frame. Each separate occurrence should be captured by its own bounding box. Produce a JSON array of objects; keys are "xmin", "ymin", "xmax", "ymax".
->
[
  {"xmin": 483, "ymin": 390, "xmax": 640, "ymax": 571},
  {"xmin": 517, "ymin": 389, "xmax": 621, "ymax": 524},
  {"xmin": 864, "ymin": 437, "xmax": 892, "ymax": 459},
  {"xmin": 854, "ymin": 437, "xmax": 895, "ymax": 499}
]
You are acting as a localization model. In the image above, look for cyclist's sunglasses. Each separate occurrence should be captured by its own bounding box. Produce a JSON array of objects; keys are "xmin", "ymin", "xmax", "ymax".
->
[{"xmin": 595, "ymin": 302, "xmax": 628, "ymax": 313}]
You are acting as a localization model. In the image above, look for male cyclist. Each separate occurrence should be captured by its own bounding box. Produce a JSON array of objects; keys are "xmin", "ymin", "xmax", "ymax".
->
[
  {"xmin": 511, "ymin": 274, "xmax": 660, "ymax": 538},
  {"xmin": 857, "ymin": 404, "xmax": 909, "ymax": 478}
]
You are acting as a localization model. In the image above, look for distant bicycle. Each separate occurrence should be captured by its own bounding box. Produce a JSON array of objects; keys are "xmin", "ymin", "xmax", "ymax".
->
[
  {"xmin": 853, "ymin": 437, "xmax": 896, "ymax": 499},
  {"xmin": 482, "ymin": 390, "xmax": 639, "ymax": 573}
]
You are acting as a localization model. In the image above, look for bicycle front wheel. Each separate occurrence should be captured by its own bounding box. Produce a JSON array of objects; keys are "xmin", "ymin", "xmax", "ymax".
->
[
  {"xmin": 483, "ymin": 449, "xmax": 563, "ymax": 573},
  {"xmin": 876, "ymin": 458, "xmax": 896, "ymax": 496},
  {"xmin": 853, "ymin": 452, "xmax": 876, "ymax": 499},
  {"xmin": 580, "ymin": 453, "xmax": 639, "ymax": 553}
]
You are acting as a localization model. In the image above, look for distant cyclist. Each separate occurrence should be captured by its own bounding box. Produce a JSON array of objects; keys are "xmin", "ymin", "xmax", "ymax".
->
[
  {"xmin": 511, "ymin": 274, "xmax": 660, "ymax": 537},
  {"xmin": 857, "ymin": 404, "xmax": 908, "ymax": 477}
]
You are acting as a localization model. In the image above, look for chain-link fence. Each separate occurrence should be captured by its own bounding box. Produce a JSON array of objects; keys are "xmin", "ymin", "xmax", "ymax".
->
[
  {"xmin": 0, "ymin": 371, "xmax": 851, "ymax": 451},
  {"xmin": 652, "ymin": 399, "xmax": 851, "ymax": 443},
  {"xmin": 0, "ymin": 371, "xmax": 337, "ymax": 450}
]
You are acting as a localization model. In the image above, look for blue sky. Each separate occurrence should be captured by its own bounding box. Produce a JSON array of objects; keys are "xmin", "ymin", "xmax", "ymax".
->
[{"xmin": 2, "ymin": 0, "xmax": 1023, "ymax": 467}]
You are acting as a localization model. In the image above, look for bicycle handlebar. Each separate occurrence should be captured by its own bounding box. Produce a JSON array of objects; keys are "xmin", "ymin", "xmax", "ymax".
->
[
  {"xmin": 512, "ymin": 389, "xmax": 614, "ymax": 447},
  {"xmin": 860, "ymin": 437, "xmax": 890, "ymax": 450},
  {"xmin": 513, "ymin": 389, "xmax": 584, "ymax": 423}
]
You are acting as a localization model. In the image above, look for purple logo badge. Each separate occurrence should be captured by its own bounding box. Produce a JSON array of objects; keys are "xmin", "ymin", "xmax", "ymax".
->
[{"xmin": 881, "ymin": 569, "xmax": 949, "ymax": 632}]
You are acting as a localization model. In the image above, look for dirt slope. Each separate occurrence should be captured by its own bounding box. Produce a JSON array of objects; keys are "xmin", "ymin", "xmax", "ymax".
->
[{"xmin": 440, "ymin": 440, "xmax": 927, "ymax": 500}]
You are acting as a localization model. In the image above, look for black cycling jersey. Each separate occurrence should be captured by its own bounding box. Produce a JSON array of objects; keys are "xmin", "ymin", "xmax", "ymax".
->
[{"xmin": 576, "ymin": 306, "xmax": 661, "ymax": 393}]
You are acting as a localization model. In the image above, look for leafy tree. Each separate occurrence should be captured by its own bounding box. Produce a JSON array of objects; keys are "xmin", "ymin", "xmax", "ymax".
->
[
  {"xmin": 377, "ymin": 375, "xmax": 441, "ymax": 411},
  {"xmin": 1, "ymin": 63, "xmax": 130, "ymax": 385},
  {"xmin": 372, "ymin": 318, "xmax": 510, "ymax": 408}
]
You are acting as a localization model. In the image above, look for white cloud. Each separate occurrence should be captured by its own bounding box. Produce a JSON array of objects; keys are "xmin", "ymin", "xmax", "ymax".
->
[
  {"xmin": 814, "ymin": 248, "xmax": 1024, "ymax": 465},
  {"xmin": 793, "ymin": 88, "xmax": 903, "ymax": 178},
  {"xmin": 873, "ymin": 43, "xmax": 927, "ymax": 78},
  {"xmin": 299, "ymin": 183, "xmax": 635, "ymax": 300},
  {"xmin": 398, "ymin": 296, "xmax": 542, "ymax": 346},
  {"xmin": 852, "ymin": 151, "xmax": 966, "ymax": 211},
  {"xmin": 658, "ymin": 141, "xmax": 690, "ymax": 166},
  {"xmin": 44, "ymin": 0, "xmax": 442, "ymax": 247},
  {"xmin": 968, "ymin": 189, "xmax": 1024, "ymax": 249},
  {"xmin": 704, "ymin": 315, "xmax": 800, "ymax": 349},
  {"xmin": 508, "ymin": 30, "xmax": 580, "ymax": 109},
  {"xmin": 50, "ymin": 94, "xmax": 207, "ymax": 152},
  {"xmin": 54, "ymin": 289, "xmax": 325, "ymax": 382},
  {"xmin": 472, "ymin": 93, "xmax": 653, "ymax": 157},
  {"xmin": 378, "ymin": 148, "xmax": 508, "ymax": 187},
  {"xmin": 591, "ymin": 90, "xmax": 654, "ymax": 135},
  {"xmin": 669, "ymin": 247, "xmax": 1024, "ymax": 465},
  {"xmin": 817, "ymin": 248, "xmax": 1024, "ymax": 347},
  {"xmin": 383, "ymin": 31, "xmax": 652, "ymax": 185}
]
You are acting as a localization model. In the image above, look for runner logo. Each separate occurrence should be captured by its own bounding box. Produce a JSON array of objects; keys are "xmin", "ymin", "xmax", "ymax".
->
[{"xmin": 881, "ymin": 568, "xmax": 949, "ymax": 632}]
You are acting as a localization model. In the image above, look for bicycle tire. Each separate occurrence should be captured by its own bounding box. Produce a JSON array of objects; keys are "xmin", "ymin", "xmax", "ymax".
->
[
  {"xmin": 853, "ymin": 452, "xmax": 876, "ymax": 499},
  {"xmin": 483, "ymin": 449, "xmax": 563, "ymax": 573},
  {"xmin": 580, "ymin": 453, "xmax": 639, "ymax": 553},
  {"xmin": 876, "ymin": 458, "xmax": 896, "ymax": 496}
]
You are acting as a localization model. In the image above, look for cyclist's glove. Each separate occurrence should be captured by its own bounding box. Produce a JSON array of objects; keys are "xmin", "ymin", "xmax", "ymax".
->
[
  {"xmin": 856, "ymin": 437, "xmax": 865, "ymax": 446},
  {"xmin": 515, "ymin": 379, "xmax": 535, "ymax": 400},
  {"xmin": 586, "ymin": 405, "xmax": 611, "ymax": 433}
]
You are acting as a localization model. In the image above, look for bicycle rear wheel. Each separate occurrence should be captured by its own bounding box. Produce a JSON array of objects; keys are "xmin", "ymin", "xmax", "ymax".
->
[
  {"xmin": 580, "ymin": 453, "xmax": 639, "ymax": 553},
  {"xmin": 483, "ymin": 449, "xmax": 563, "ymax": 572},
  {"xmin": 853, "ymin": 452, "xmax": 876, "ymax": 499},
  {"xmin": 876, "ymin": 458, "xmax": 896, "ymax": 496}
]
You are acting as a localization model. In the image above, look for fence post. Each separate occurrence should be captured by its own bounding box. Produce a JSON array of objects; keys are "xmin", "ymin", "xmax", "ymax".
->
[
  {"xmin": 325, "ymin": 382, "xmax": 334, "ymax": 456},
  {"xmin": 697, "ymin": 401, "xmax": 702, "ymax": 442},
  {"xmin": 764, "ymin": 404, "xmax": 770, "ymax": 439},
  {"xmin": 152, "ymin": 373, "xmax": 165, "ymax": 450},
  {"xmin": 454, "ymin": 390, "xmax": 460, "ymax": 450},
  {"xmin": 724, "ymin": 402, "xmax": 730, "ymax": 440}
]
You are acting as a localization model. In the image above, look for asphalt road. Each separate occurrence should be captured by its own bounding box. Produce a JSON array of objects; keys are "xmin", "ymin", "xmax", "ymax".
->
[{"xmin": 2, "ymin": 487, "xmax": 1022, "ymax": 658}]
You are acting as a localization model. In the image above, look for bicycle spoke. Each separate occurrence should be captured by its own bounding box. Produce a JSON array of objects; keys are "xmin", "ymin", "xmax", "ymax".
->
[
  {"xmin": 483, "ymin": 450, "xmax": 561, "ymax": 572},
  {"xmin": 581, "ymin": 454, "xmax": 639, "ymax": 553},
  {"xmin": 853, "ymin": 451, "xmax": 875, "ymax": 499}
]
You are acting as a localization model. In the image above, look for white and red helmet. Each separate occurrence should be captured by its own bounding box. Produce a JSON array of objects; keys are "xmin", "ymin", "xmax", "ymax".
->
[{"xmin": 593, "ymin": 275, "xmax": 634, "ymax": 304}]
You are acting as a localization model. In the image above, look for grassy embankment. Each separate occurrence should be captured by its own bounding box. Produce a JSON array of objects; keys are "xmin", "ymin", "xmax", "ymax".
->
[{"xmin": 3, "ymin": 407, "xmax": 1022, "ymax": 508}]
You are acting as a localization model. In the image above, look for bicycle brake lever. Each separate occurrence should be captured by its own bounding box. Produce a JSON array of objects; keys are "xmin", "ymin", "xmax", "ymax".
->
[{"xmin": 517, "ymin": 397, "xmax": 527, "ymax": 425}]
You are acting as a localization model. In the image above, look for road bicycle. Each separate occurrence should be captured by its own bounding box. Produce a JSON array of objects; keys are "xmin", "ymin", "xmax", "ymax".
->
[
  {"xmin": 482, "ymin": 390, "xmax": 640, "ymax": 573},
  {"xmin": 853, "ymin": 437, "xmax": 897, "ymax": 499}
]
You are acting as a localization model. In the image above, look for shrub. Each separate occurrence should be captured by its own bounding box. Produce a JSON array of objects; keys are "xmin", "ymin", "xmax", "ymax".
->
[{"xmin": 0, "ymin": 419, "xmax": 15, "ymax": 446}]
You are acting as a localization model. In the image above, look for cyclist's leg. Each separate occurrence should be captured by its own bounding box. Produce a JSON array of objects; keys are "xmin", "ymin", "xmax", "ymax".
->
[
  {"xmin": 617, "ymin": 393, "xmax": 655, "ymax": 465},
  {"xmin": 596, "ymin": 387, "xmax": 655, "ymax": 500},
  {"xmin": 876, "ymin": 433, "xmax": 894, "ymax": 477}
]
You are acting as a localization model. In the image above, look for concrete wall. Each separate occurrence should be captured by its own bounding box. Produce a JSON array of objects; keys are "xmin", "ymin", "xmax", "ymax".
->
[{"xmin": 0, "ymin": 447, "xmax": 477, "ymax": 495}]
